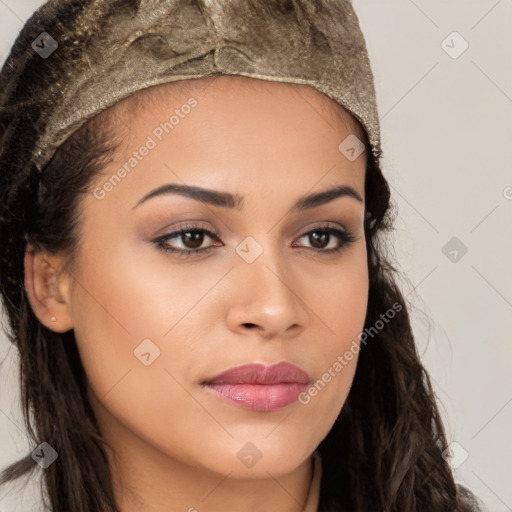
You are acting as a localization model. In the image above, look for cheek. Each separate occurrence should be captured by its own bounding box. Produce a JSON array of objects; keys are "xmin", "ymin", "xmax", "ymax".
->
[
  {"xmin": 67, "ymin": 238, "xmax": 232, "ymax": 456},
  {"xmin": 71, "ymin": 256, "xmax": 220, "ymax": 471},
  {"xmin": 68, "ymin": 263, "xmax": 208, "ymax": 404},
  {"xmin": 297, "ymin": 242, "xmax": 368, "ymax": 426},
  {"xmin": 314, "ymin": 240, "xmax": 369, "ymax": 352}
]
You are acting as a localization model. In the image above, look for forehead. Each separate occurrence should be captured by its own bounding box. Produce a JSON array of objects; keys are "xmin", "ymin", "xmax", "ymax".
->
[
  {"xmin": 107, "ymin": 75, "xmax": 366, "ymax": 141},
  {"xmin": 86, "ymin": 73, "xmax": 368, "ymax": 213},
  {"xmin": 79, "ymin": 73, "xmax": 368, "ymax": 244}
]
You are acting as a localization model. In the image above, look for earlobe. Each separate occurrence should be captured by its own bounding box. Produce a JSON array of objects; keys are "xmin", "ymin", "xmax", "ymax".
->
[{"xmin": 24, "ymin": 244, "xmax": 74, "ymax": 333}]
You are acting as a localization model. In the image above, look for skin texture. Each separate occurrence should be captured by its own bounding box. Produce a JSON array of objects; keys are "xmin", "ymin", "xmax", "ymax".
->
[{"xmin": 24, "ymin": 75, "xmax": 369, "ymax": 512}]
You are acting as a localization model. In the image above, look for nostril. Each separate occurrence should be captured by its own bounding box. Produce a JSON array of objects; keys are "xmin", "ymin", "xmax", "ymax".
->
[{"xmin": 243, "ymin": 323, "xmax": 258, "ymax": 329}]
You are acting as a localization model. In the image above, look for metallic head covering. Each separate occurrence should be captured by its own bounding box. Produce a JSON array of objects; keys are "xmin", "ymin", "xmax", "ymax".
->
[{"xmin": 0, "ymin": 0, "xmax": 382, "ymax": 177}]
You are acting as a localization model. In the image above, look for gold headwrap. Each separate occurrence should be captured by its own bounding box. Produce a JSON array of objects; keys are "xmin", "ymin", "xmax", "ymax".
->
[{"xmin": 0, "ymin": 0, "xmax": 382, "ymax": 176}]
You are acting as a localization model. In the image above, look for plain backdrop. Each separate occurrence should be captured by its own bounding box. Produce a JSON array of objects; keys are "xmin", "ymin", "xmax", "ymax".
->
[{"xmin": 0, "ymin": 1, "xmax": 511, "ymax": 511}]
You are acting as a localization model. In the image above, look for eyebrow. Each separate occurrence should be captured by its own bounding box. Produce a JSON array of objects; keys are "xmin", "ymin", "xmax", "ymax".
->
[{"xmin": 131, "ymin": 183, "xmax": 363, "ymax": 212}]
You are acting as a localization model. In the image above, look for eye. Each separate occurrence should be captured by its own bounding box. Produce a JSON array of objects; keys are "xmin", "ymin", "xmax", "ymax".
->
[
  {"xmin": 152, "ymin": 223, "xmax": 222, "ymax": 258},
  {"xmin": 292, "ymin": 223, "xmax": 358, "ymax": 254}
]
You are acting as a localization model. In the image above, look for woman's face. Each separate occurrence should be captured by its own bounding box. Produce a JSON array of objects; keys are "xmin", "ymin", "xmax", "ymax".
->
[{"xmin": 39, "ymin": 76, "xmax": 368, "ymax": 483}]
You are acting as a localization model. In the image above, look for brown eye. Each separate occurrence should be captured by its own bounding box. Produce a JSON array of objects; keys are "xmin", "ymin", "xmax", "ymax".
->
[
  {"xmin": 180, "ymin": 230, "xmax": 206, "ymax": 249},
  {"xmin": 308, "ymin": 231, "xmax": 331, "ymax": 249},
  {"xmin": 292, "ymin": 225, "xmax": 358, "ymax": 254},
  {"xmin": 152, "ymin": 224, "xmax": 222, "ymax": 258}
]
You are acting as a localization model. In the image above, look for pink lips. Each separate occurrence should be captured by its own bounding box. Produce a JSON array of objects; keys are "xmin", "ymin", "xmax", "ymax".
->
[{"xmin": 202, "ymin": 362, "xmax": 311, "ymax": 412}]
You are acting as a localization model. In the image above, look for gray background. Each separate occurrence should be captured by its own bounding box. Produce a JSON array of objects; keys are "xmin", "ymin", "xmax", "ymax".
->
[{"xmin": 0, "ymin": 1, "xmax": 511, "ymax": 510}]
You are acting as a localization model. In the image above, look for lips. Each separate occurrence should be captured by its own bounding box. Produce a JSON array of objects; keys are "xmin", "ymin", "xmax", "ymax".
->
[
  {"xmin": 203, "ymin": 361, "xmax": 311, "ymax": 386},
  {"xmin": 202, "ymin": 362, "xmax": 311, "ymax": 412}
]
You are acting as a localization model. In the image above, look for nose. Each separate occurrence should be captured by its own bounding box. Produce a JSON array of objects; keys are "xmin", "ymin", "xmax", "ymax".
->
[{"xmin": 225, "ymin": 245, "xmax": 309, "ymax": 340}]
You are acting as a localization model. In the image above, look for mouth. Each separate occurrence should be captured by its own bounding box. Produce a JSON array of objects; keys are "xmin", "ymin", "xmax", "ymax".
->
[{"xmin": 201, "ymin": 361, "xmax": 311, "ymax": 412}]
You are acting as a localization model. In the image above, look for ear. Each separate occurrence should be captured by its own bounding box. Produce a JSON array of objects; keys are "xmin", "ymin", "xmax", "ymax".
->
[{"xmin": 24, "ymin": 243, "xmax": 74, "ymax": 333}]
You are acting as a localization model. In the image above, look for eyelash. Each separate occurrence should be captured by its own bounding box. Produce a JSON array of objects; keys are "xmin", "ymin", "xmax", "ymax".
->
[{"xmin": 152, "ymin": 222, "xmax": 358, "ymax": 259}]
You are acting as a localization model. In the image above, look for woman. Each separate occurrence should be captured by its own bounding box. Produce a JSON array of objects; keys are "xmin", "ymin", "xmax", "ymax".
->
[{"xmin": 0, "ymin": 1, "xmax": 484, "ymax": 511}]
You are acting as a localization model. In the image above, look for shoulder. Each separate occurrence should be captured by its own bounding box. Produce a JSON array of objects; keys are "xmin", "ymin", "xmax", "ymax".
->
[{"xmin": 457, "ymin": 483, "xmax": 486, "ymax": 512}]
